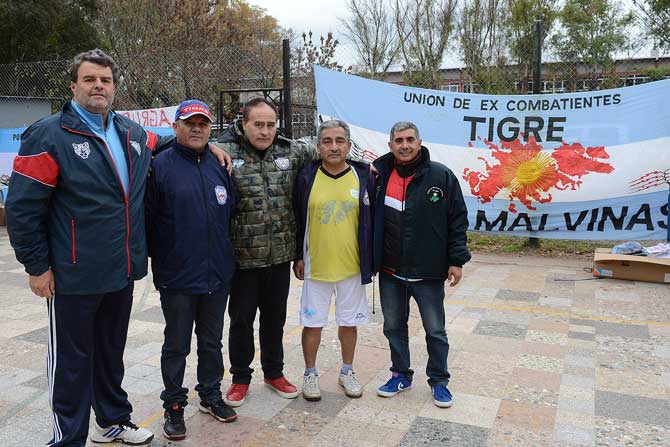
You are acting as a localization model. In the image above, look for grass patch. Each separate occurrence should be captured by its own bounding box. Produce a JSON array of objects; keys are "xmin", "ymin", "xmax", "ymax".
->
[{"xmin": 467, "ymin": 232, "xmax": 618, "ymax": 258}]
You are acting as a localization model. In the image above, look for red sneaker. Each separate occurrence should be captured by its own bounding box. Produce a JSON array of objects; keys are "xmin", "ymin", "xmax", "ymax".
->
[
  {"xmin": 224, "ymin": 383, "xmax": 249, "ymax": 407},
  {"xmin": 264, "ymin": 376, "xmax": 299, "ymax": 399}
]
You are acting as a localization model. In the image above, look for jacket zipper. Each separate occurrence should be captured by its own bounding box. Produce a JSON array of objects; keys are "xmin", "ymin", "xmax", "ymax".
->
[
  {"xmin": 63, "ymin": 125, "xmax": 132, "ymax": 276},
  {"xmin": 197, "ymin": 155, "xmax": 212, "ymax": 293},
  {"xmin": 262, "ymin": 159, "xmax": 273, "ymax": 262},
  {"xmin": 401, "ymin": 175, "xmax": 406, "ymax": 274},
  {"xmin": 71, "ymin": 218, "xmax": 77, "ymax": 264},
  {"xmin": 124, "ymin": 130, "xmax": 133, "ymax": 276}
]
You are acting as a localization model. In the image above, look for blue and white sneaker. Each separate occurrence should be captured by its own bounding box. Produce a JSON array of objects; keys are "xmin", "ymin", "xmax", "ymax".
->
[
  {"xmin": 90, "ymin": 421, "xmax": 154, "ymax": 445},
  {"xmin": 431, "ymin": 383, "xmax": 453, "ymax": 408},
  {"xmin": 376, "ymin": 372, "xmax": 412, "ymax": 397}
]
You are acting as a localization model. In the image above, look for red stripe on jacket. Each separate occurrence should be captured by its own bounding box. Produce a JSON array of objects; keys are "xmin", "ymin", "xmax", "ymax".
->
[
  {"xmin": 384, "ymin": 169, "xmax": 415, "ymax": 210},
  {"xmin": 13, "ymin": 152, "xmax": 59, "ymax": 187},
  {"xmin": 145, "ymin": 131, "xmax": 158, "ymax": 151}
]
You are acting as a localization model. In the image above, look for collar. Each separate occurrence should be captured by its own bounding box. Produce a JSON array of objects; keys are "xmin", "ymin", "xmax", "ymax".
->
[
  {"xmin": 173, "ymin": 140, "xmax": 209, "ymax": 162},
  {"xmin": 374, "ymin": 146, "xmax": 431, "ymax": 177},
  {"xmin": 319, "ymin": 164, "xmax": 351, "ymax": 179},
  {"xmin": 394, "ymin": 150, "xmax": 426, "ymax": 178},
  {"xmin": 70, "ymin": 100, "xmax": 114, "ymax": 133}
]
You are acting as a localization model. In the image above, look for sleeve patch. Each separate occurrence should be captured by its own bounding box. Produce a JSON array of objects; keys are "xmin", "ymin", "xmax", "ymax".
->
[
  {"xmin": 145, "ymin": 131, "xmax": 158, "ymax": 151},
  {"xmin": 13, "ymin": 152, "xmax": 59, "ymax": 187}
]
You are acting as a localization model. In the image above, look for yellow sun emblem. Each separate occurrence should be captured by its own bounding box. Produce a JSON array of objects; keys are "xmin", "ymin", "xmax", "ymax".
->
[{"xmin": 502, "ymin": 151, "xmax": 557, "ymax": 198}]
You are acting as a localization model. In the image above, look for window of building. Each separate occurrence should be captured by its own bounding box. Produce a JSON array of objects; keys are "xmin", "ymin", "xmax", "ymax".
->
[
  {"xmin": 624, "ymin": 74, "xmax": 649, "ymax": 86},
  {"xmin": 541, "ymin": 79, "xmax": 566, "ymax": 93},
  {"xmin": 440, "ymin": 83, "xmax": 460, "ymax": 92},
  {"xmin": 575, "ymin": 79, "xmax": 590, "ymax": 91}
]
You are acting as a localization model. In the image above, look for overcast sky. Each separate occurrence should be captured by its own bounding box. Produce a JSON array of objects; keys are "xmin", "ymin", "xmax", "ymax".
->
[
  {"xmin": 247, "ymin": 0, "xmax": 350, "ymax": 39},
  {"xmin": 245, "ymin": 0, "xmax": 659, "ymax": 67}
]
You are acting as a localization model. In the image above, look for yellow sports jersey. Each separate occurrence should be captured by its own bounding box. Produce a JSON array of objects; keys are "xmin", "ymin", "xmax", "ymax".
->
[{"xmin": 305, "ymin": 167, "xmax": 360, "ymax": 282}]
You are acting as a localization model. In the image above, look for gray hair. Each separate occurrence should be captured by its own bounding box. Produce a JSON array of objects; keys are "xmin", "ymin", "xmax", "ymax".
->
[
  {"xmin": 68, "ymin": 49, "xmax": 119, "ymax": 84},
  {"xmin": 389, "ymin": 121, "xmax": 420, "ymax": 141},
  {"xmin": 317, "ymin": 119, "xmax": 350, "ymax": 141}
]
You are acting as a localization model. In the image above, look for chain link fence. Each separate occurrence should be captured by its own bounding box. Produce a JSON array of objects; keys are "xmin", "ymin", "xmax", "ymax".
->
[
  {"xmin": 289, "ymin": 39, "xmax": 670, "ymax": 138},
  {"xmin": 1, "ymin": 39, "xmax": 669, "ymax": 136},
  {"xmin": 0, "ymin": 42, "xmax": 284, "ymax": 124}
]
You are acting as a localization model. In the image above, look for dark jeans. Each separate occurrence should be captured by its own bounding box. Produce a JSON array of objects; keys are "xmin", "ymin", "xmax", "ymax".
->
[
  {"xmin": 228, "ymin": 262, "xmax": 291, "ymax": 384},
  {"xmin": 160, "ymin": 287, "xmax": 229, "ymax": 408},
  {"xmin": 379, "ymin": 273, "xmax": 450, "ymax": 386},
  {"xmin": 48, "ymin": 283, "xmax": 134, "ymax": 447}
]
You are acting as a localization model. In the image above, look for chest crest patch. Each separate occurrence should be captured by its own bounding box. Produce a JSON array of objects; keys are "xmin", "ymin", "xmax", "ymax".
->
[
  {"xmin": 72, "ymin": 142, "xmax": 90, "ymax": 159},
  {"xmin": 215, "ymin": 185, "xmax": 228, "ymax": 205},
  {"xmin": 232, "ymin": 158, "xmax": 245, "ymax": 168},
  {"xmin": 427, "ymin": 186, "xmax": 444, "ymax": 203},
  {"xmin": 274, "ymin": 157, "xmax": 290, "ymax": 170},
  {"xmin": 130, "ymin": 140, "xmax": 141, "ymax": 156}
]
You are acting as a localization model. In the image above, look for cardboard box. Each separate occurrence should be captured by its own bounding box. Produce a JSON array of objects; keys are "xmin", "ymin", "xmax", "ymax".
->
[{"xmin": 593, "ymin": 248, "xmax": 670, "ymax": 284}]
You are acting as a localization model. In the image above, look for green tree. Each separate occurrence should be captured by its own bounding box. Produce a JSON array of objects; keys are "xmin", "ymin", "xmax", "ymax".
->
[
  {"xmin": 95, "ymin": 0, "xmax": 283, "ymax": 108},
  {"xmin": 0, "ymin": 0, "xmax": 100, "ymax": 63},
  {"xmin": 631, "ymin": 0, "xmax": 670, "ymax": 50},
  {"xmin": 458, "ymin": 0, "xmax": 512, "ymax": 93},
  {"xmin": 551, "ymin": 0, "xmax": 636, "ymax": 89},
  {"xmin": 505, "ymin": 0, "xmax": 557, "ymax": 88},
  {"xmin": 646, "ymin": 66, "xmax": 668, "ymax": 80},
  {"xmin": 394, "ymin": 0, "xmax": 458, "ymax": 89}
]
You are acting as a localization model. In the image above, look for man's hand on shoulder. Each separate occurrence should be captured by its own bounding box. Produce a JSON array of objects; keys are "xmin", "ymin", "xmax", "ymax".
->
[
  {"xmin": 29, "ymin": 269, "xmax": 55, "ymax": 298},
  {"xmin": 209, "ymin": 143, "xmax": 233, "ymax": 175},
  {"xmin": 447, "ymin": 266, "xmax": 462, "ymax": 287}
]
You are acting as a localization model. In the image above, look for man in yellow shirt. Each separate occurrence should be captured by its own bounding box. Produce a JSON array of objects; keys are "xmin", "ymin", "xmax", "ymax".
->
[{"xmin": 293, "ymin": 120, "xmax": 375, "ymax": 401}]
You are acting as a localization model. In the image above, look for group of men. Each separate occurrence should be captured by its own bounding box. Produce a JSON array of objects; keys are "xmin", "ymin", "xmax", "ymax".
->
[{"xmin": 5, "ymin": 49, "xmax": 471, "ymax": 446}]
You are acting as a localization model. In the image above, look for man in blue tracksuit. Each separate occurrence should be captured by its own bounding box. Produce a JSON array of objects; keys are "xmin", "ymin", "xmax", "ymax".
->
[
  {"xmin": 145, "ymin": 100, "xmax": 237, "ymax": 440},
  {"xmin": 6, "ymin": 49, "xmax": 155, "ymax": 446}
]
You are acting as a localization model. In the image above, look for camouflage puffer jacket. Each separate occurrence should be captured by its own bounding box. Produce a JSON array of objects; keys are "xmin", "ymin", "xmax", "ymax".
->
[{"xmin": 219, "ymin": 121, "xmax": 316, "ymax": 269}]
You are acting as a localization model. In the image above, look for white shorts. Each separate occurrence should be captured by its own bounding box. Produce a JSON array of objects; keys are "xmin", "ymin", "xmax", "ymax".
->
[{"xmin": 300, "ymin": 275, "xmax": 369, "ymax": 327}]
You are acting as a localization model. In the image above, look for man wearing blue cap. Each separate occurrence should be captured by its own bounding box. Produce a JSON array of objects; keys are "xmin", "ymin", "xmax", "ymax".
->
[{"xmin": 146, "ymin": 100, "xmax": 237, "ymax": 440}]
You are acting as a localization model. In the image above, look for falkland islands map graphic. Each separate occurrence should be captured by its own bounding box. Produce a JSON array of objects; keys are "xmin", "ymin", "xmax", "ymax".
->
[{"xmin": 462, "ymin": 136, "xmax": 615, "ymax": 213}]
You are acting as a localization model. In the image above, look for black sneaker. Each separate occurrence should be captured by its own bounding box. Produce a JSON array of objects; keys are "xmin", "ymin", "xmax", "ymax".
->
[
  {"xmin": 199, "ymin": 399, "xmax": 237, "ymax": 422},
  {"xmin": 163, "ymin": 403, "xmax": 186, "ymax": 440}
]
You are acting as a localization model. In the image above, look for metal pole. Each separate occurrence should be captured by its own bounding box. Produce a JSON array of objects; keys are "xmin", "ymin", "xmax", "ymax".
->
[
  {"xmin": 218, "ymin": 89, "xmax": 224, "ymax": 139},
  {"xmin": 282, "ymin": 39, "xmax": 293, "ymax": 139},
  {"xmin": 529, "ymin": 20, "xmax": 542, "ymax": 248},
  {"xmin": 533, "ymin": 20, "xmax": 542, "ymax": 95}
]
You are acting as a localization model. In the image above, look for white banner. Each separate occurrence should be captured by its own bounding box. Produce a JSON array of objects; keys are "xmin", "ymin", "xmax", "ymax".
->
[
  {"xmin": 117, "ymin": 105, "xmax": 178, "ymax": 128},
  {"xmin": 315, "ymin": 66, "xmax": 670, "ymax": 240}
]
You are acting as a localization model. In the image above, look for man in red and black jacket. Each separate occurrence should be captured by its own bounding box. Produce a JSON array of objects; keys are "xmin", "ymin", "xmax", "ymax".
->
[
  {"xmin": 372, "ymin": 121, "xmax": 471, "ymax": 409},
  {"xmin": 5, "ymin": 49, "xmax": 157, "ymax": 447}
]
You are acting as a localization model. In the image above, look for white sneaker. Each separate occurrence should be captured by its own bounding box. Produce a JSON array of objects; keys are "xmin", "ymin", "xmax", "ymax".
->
[
  {"xmin": 302, "ymin": 372, "xmax": 321, "ymax": 401},
  {"xmin": 90, "ymin": 421, "xmax": 154, "ymax": 445},
  {"xmin": 338, "ymin": 370, "xmax": 363, "ymax": 398}
]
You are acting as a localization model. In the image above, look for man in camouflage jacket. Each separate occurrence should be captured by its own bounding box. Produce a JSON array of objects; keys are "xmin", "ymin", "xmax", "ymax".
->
[{"xmin": 218, "ymin": 98, "xmax": 317, "ymax": 406}]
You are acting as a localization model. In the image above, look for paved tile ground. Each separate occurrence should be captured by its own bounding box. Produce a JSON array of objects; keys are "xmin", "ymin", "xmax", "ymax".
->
[{"xmin": 0, "ymin": 227, "xmax": 669, "ymax": 446}]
